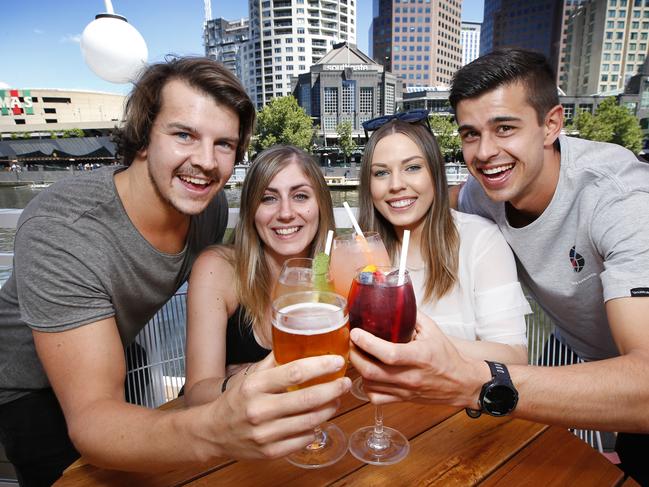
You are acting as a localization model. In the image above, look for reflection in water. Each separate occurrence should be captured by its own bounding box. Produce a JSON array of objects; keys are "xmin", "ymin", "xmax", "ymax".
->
[{"xmin": 0, "ymin": 185, "xmax": 359, "ymax": 253}]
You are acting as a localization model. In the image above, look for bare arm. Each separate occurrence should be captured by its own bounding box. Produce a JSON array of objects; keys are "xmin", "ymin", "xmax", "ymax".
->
[
  {"xmin": 35, "ymin": 319, "xmax": 351, "ymax": 471},
  {"xmin": 448, "ymin": 336, "xmax": 528, "ymax": 364},
  {"xmin": 184, "ymin": 248, "xmax": 239, "ymax": 406},
  {"xmin": 351, "ymin": 297, "xmax": 649, "ymax": 432}
]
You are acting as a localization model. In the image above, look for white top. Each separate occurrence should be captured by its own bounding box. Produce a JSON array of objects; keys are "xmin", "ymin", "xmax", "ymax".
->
[{"xmin": 409, "ymin": 210, "xmax": 530, "ymax": 345}]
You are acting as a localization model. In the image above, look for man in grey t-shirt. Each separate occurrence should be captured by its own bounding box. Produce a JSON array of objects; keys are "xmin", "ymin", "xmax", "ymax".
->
[
  {"xmin": 0, "ymin": 57, "xmax": 352, "ymax": 486},
  {"xmin": 349, "ymin": 49, "xmax": 649, "ymax": 485}
]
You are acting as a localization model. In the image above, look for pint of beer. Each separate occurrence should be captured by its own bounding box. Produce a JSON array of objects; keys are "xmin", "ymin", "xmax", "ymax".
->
[{"xmin": 272, "ymin": 291, "xmax": 349, "ymax": 389}]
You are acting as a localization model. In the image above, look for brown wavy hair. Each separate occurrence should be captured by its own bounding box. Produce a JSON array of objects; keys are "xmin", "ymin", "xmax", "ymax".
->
[
  {"xmin": 114, "ymin": 56, "xmax": 255, "ymax": 166},
  {"xmin": 230, "ymin": 145, "xmax": 335, "ymax": 330},
  {"xmin": 358, "ymin": 120, "xmax": 459, "ymax": 301}
]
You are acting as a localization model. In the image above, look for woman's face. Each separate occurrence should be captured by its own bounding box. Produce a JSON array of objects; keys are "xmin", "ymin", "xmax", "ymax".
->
[
  {"xmin": 254, "ymin": 160, "xmax": 320, "ymax": 261},
  {"xmin": 369, "ymin": 132, "xmax": 435, "ymax": 233}
]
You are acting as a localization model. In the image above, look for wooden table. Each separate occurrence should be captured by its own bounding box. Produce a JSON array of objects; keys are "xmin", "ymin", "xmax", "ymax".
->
[{"xmin": 55, "ymin": 371, "xmax": 630, "ymax": 487}]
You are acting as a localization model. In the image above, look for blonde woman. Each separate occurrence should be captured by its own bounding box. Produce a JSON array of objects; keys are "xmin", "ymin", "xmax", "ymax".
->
[
  {"xmin": 357, "ymin": 119, "xmax": 529, "ymax": 363},
  {"xmin": 184, "ymin": 145, "xmax": 335, "ymax": 406}
]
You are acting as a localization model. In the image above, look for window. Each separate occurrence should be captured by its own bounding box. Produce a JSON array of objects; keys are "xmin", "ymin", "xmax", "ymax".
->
[
  {"xmin": 324, "ymin": 87, "xmax": 338, "ymax": 113},
  {"xmin": 360, "ymin": 87, "xmax": 373, "ymax": 113},
  {"xmin": 342, "ymin": 80, "xmax": 355, "ymax": 113}
]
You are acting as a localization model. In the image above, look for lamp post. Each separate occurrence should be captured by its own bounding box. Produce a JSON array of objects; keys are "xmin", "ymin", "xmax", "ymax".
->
[{"xmin": 80, "ymin": 0, "xmax": 148, "ymax": 84}]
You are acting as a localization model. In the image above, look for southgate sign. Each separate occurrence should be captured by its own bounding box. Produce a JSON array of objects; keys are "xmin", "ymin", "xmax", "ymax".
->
[
  {"xmin": 0, "ymin": 89, "xmax": 34, "ymax": 116},
  {"xmin": 323, "ymin": 64, "xmax": 371, "ymax": 71}
]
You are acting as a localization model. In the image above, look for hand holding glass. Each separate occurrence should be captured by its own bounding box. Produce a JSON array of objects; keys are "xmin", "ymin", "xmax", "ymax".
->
[
  {"xmin": 272, "ymin": 291, "xmax": 350, "ymax": 468},
  {"xmin": 347, "ymin": 266, "xmax": 417, "ymax": 465}
]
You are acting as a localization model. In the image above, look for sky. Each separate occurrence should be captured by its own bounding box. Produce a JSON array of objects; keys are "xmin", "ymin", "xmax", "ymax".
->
[{"xmin": 2, "ymin": 0, "xmax": 484, "ymax": 95}]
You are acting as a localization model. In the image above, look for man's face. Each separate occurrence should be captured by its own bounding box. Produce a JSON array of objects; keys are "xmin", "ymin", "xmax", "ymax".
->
[
  {"xmin": 456, "ymin": 82, "xmax": 552, "ymax": 212},
  {"xmin": 141, "ymin": 79, "xmax": 240, "ymax": 216}
]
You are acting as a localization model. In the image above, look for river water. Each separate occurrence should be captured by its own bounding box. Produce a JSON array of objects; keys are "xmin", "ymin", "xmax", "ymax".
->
[{"xmin": 0, "ymin": 185, "xmax": 360, "ymax": 252}]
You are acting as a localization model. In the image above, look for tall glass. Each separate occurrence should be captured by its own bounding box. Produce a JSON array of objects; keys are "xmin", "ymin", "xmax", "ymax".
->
[
  {"xmin": 329, "ymin": 232, "xmax": 391, "ymax": 298},
  {"xmin": 273, "ymin": 257, "xmax": 333, "ymax": 300},
  {"xmin": 347, "ymin": 266, "xmax": 417, "ymax": 465},
  {"xmin": 329, "ymin": 232, "xmax": 390, "ymax": 400},
  {"xmin": 272, "ymin": 291, "xmax": 350, "ymax": 468}
]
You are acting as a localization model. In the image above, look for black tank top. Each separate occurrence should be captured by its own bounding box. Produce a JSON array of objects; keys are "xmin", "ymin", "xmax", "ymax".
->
[{"xmin": 225, "ymin": 306, "xmax": 271, "ymax": 364}]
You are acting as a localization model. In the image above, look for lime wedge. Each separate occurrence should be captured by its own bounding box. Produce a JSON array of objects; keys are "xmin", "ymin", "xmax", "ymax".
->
[{"xmin": 312, "ymin": 253, "xmax": 331, "ymax": 292}]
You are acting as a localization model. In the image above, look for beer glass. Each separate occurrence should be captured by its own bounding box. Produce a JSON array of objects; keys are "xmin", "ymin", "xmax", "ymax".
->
[
  {"xmin": 272, "ymin": 291, "xmax": 350, "ymax": 468},
  {"xmin": 347, "ymin": 266, "xmax": 417, "ymax": 465}
]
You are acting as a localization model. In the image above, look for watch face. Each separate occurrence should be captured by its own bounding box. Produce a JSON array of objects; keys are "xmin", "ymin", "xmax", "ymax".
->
[{"xmin": 483, "ymin": 384, "xmax": 518, "ymax": 416}]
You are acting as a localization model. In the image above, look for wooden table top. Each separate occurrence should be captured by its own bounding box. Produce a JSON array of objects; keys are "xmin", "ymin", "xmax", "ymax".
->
[{"xmin": 55, "ymin": 371, "xmax": 629, "ymax": 487}]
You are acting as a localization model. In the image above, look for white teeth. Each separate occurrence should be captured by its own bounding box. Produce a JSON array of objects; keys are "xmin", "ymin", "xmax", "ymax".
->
[
  {"xmin": 389, "ymin": 198, "xmax": 415, "ymax": 208},
  {"xmin": 275, "ymin": 227, "xmax": 300, "ymax": 235},
  {"xmin": 482, "ymin": 164, "xmax": 514, "ymax": 175},
  {"xmin": 179, "ymin": 175, "xmax": 209, "ymax": 185}
]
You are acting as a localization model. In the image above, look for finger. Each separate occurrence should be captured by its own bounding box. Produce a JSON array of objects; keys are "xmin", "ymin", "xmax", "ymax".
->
[
  {"xmin": 240, "ymin": 398, "xmax": 343, "ymax": 453},
  {"xmin": 253, "ymin": 352, "xmax": 278, "ymax": 371},
  {"xmin": 350, "ymin": 328, "xmax": 414, "ymax": 366},
  {"xmin": 251, "ymin": 355, "xmax": 347, "ymax": 394},
  {"xmin": 364, "ymin": 390, "xmax": 405, "ymax": 405},
  {"xmin": 239, "ymin": 376, "xmax": 351, "ymax": 424}
]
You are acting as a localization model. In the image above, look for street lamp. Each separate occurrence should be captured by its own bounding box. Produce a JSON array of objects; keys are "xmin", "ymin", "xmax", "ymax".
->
[{"xmin": 80, "ymin": 0, "xmax": 148, "ymax": 84}]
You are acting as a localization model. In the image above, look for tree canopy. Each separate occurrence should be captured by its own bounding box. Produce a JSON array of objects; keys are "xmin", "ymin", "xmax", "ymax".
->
[
  {"xmin": 429, "ymin": 115, "xmax": 461, "ymax": 161},
  {"xmin": 336, "ymin": 121, "xmax": 356, "ymax": 161},
  {"xmin": 568, "ymin": 97, "xmax": 643, "ymax": 154},
  {"xmin": 254, "ymin": 96, "xmax": 315, "ymax": 153}
]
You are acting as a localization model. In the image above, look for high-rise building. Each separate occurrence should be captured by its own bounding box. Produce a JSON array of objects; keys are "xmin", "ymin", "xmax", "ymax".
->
[
  {"xmin": 371, "ymin": 0, "xmax": 462, "ymax": 89},
  {"xmin": 562, "ymin": 0, "xmax": 649, "ymax": 96},
  {"xmin": 480, "ymin": 0, "xmax": 564, "ymax": 73},
  {"xmin": 242, "ymin": 0, "xmax": 357, "ymax": 109},
  {"xmin": 461, "ymin": 21, "xmax": 481, "ymax": 66},
  {"xmin": 558, "ymin": 1, "xmax": 586, "ymax": 91},
  {"xmin": 204, "ymin": 18, "xmax": 250, "ymax": 81}
]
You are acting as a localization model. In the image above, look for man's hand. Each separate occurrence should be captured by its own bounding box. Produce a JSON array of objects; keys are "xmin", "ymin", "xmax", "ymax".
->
[
  {"xmin": 350, "ymin": 312, "xmax": 490, "ymax": 408},
  {"xmin": 199, "ymin": 353, "xmax": 351, "ymax": 461}
]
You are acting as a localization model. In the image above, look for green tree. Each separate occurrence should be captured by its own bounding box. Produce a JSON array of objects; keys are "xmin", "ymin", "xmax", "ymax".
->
[
  {"xmin": 572, "ymin": 97, "xmax": 643, "ymax": 153},
  {"xmin": 336, "ymin": 121, "xmax": 356, "ymax": 163},
  {"xmin": 254, "ymin": 96, "xmax": 315, "ymax": 152},
  {"xmin": 429, "ymin": 114, "xmax": 461, "ymax": 161}
]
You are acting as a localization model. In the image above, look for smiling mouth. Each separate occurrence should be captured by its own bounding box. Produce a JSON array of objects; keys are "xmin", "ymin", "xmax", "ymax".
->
[
  {"xmin": 480, "ymin": 163, "xmax": 514, "ymax": 179},
  {"xmin": 177, "ymin": 174, "xmax": 214, "ymax": 190},
  {"xmin": 388, "ymin": 198, "xmax": 416, "ymax": 209},
  {"xmin": 274, "ymin": 226, "xmax": 301, "ymax": 236}
]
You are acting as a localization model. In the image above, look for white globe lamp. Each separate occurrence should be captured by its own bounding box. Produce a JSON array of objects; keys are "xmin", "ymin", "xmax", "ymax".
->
[{"xmin": 80, "ymin": 1, "xmax": 148, "ymax": 84}]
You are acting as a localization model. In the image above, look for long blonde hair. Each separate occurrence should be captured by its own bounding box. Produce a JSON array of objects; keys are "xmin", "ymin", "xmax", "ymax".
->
[
  {"xmin": 358, "ymin": 120, "xmax": 459, "ymax": 301},
  {"xmin": 231, "ymin": 145, "xmax": 335, "ymax": 329}
]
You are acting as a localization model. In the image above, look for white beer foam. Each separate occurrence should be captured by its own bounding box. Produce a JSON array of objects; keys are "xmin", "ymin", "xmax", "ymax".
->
[{"xmin": 274, "ymin": 302, "xmax": 347, "ymax": 335}]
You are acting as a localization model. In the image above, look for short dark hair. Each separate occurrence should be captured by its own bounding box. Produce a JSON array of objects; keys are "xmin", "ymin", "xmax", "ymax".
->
[
  {"xmin": 114, "ymin": 56, "xmax": 255, "ymax": 166},
  {"xmin": 449, "ymin": 48, "xmax": 559, "ymax": 124}
]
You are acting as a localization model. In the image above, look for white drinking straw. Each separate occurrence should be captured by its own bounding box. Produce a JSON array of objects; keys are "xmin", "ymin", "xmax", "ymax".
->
[
  {"xmin": 324, "ymin": 229, "xmax": 334, "ymax": 256},
  {"xmin": 398, "ymin": 230, "xmax": 410, "ymax": 286},
  {"xmin": 343, "ymin": 201, "xmax": 365, "ymax": 238}
]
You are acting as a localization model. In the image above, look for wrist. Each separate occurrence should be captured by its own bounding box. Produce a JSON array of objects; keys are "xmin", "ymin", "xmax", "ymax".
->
[{"xmin": 466, "ymin": 360, "xmax": 492, "ymax": 409}]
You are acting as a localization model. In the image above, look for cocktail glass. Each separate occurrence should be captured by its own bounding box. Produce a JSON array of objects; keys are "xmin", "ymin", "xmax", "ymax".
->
[
  {"xmin": 273, "ymin": 257, "xmax": 333, "ymax": 300},
  {"xmin": 329, "ymin": 232, "xmax": 390, "ymax": 400},
  {"xmin": 272, "ymin": 291, "xmax": 350, "ymax": 468},
  {"xmin": 347, "ymin": 266, "xmax": 417, "ymax": 465}
]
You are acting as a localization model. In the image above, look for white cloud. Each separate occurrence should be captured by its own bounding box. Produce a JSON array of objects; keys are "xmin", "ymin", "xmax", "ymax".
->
[
  {"xmin": 60, "ymin": 34, "xmax": 81, "ymax": 44},
  {"xmin": 0, "ymin": 81, "xmax": 10, "ymax": 89},
  {"xmin": 33, "ymin": 28, "xmax": 44, "ymax": 35}
]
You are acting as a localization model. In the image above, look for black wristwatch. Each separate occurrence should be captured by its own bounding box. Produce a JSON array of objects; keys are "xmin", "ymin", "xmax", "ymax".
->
[{"xmin": 466, "ymin": 361, "xmax": 518, "ymax": 418}]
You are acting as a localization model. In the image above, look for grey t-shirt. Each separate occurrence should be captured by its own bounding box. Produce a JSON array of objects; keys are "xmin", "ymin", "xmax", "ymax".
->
[
  {"xmin": 0, "ymin": 166, "xmax": 227, "ymax": 404},
  {"xmin": 459, "ymin": 135, "xmax": 649, "ymax": 362}
]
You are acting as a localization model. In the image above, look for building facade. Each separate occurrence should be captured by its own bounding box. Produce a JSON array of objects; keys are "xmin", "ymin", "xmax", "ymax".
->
[
  {"xmin": 204, "ymin": 18, "xmax": 250, "ymax": 81},
  {"xmin": 480, "ymin": 0, "xmax": 564, "ymax": 74},
  {"xmin": 243, "ymin": 0, "xmax": 357, "ymax": 109},
  {"xmin": 293, "ymin": 42, "xmax": 400, "ymax": 143},
  {"xmin": 562, "ymin": 0, "xmax": 649, "ymax": 96},
  {"xmin": 371, "ymin": 0, "xmax": 462, "ymax": 90},
  {"xmin": 0, "ymin": 89, "xmax": 124, "ymax": 137},
  {"xmin": 460, "ymin": 21, "xmax": 481, "ymax": 66}
]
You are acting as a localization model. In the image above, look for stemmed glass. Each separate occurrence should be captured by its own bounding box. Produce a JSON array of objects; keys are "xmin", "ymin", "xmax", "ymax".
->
[
  {"xmin": 271, "ymin": 290, "xmax": 350, "ymax": 469},
  {"xmin": 347, "ymin": 266, "xmax": 417, "ymax": 465},
  {"xmin": 273, "ymin": 257, "xmax": 333, "ymax": 300},
  {"xmin": 329, "ymin": 231, "xmax": 391, "ymax": 400}
]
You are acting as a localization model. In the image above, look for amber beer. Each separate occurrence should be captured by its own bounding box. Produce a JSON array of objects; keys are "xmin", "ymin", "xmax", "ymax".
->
[{"xmin": 272, "ymin": 292, "xmax": 349, "ymax": 389}]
